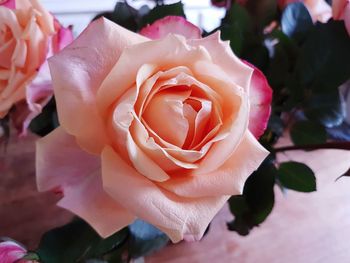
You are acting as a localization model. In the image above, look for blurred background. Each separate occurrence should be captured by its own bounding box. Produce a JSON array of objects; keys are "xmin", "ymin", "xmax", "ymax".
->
[{"xmin": 41, "ymin": 0, "xmax": 225, "ymax": 35}]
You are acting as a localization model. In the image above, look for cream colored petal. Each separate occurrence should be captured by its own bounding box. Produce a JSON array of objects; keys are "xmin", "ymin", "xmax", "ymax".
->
[
  {"xmin": 36, "ymin": 127, "xmax": 135, "ymax": 238},
  {"xmin": 189, "ymin": 32, "xmax": 253, "ymax": 92},
  {"xmin": 48, "ymin": 18, "xmax": 147, "ymax": 154},
  {"xmin": 142, "ymin": 89, "xmax": 191, "ymax": 147},
  {"xmin": 112, "ymin": 87, "xmax": 171, "ymax": 182},
  {"xmin": 97, "ymin": 34, "xmax": 211, "ymax": 117},
  {"xmin": 159, "ymin": 131, "xmax": 269, "ymax": 197},
  {"xmin": 102, "ymin": 145, "xmax": 229, "ymax": 243}
]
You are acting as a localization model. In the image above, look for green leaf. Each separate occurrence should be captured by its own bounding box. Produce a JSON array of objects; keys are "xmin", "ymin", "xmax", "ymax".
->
[
  {"xmin": 227, "ymin": 159, "xmax": 276, "ymax": 235},
  {"xmin": 278, "ymin": 162, "xmax": 316, "ymax": 192},
  {"xmin": 36, "ymin": 219, "xmax": 128, "ymax": 263},
  {"xmin": 290, "ymin": 121, "xmax": 327, "ymax": 146},
  {"xmin": 128, "ymin": 220, "xmax": 169, "ymax": 259},
  {"xmin": 281, "ymin": 2, "xmax": 313, "ymax": 43},
  {"xmin": 29, "ymin": 98, "xmax": 58, "ymax": 137},
  {"xmin": 294, "ymin": 21, "xmax": 350, "ymax": 92},
  {"xmin": 220, "ymin": 3, "xmax": 253, "ymax": 55},
  {"xmin": 220, "ymin": 24, "xmax": 245, "ymax": 55},
  {"xmin": 140, "ymin": 2, "xmax": 185, "ymax": 27},
  {"xmin": 223, "ymin": 3, "xmax": 252, "ymax": 31},
  {"xmin": 304, "ymin": 91, "xmax": 346, "ymax": 127},
  {"xmin": 241, "ymin": 0, "xmax": 277, "ymax": 29}
]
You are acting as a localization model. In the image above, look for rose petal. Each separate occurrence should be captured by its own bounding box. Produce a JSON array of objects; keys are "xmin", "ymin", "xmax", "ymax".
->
[
  {"xmin": 53, "ymin": 23, "xmax": 74, "ymax": 53},
  {"xmin": 243, "ymin": 61, "xmax": 273, "ymax": 139},
  {"xmin": 36, "ymin": 127, "xmax": 135, "ymax": 237},
  {"xmin": 333, "ymin": 0, "xmax": 348, "ymax": 18},
  {"xmin": 159, "ymin": 131, "xmax": 269, "ymax": 197},
  {"xmin": 48, "ymin": 18, "xmax": 147, "ymax": 154},
  {"xmin": 189, "ymin": 32, "xmax": 253, "ymax": 92},
  {"xmin": 140, "ymin": 16, "xmax": 202, "ymax": 40},
  {"xmin": 0, "ymin": 0, "xmax": 15, "ymax": 9},
  {"xmin": 142, "ymin": 88, "xmax": 191, "ymax": 147},
  {"xmin": 101, "ymin": 145, "xmax": 229, "ymax": 243},
  {"xmin": 97, "ymin": 34, "xmax": 211, "ymax": 117},
  {"xmin": 112, "ymin": 87, "xmax": 171, "ymax": 182},
  {"xmin": 0, "ymin": 241, "xmax": 26, "ymax": 263},
  {"xmin": 343, "ymin": 2, "xmax": 350, "ymax": 35},
  {"xmin": 36, "ymin": 127, "xmax": 100, "ymax": 191},
  {"xmin": 58, "ymin": 173, "xmax": 135, "ymax": 238}
]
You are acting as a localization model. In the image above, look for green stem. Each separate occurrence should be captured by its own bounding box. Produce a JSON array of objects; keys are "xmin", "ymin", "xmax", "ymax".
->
[{"xmin": 274, "ymin": 142, "xmax": 350, "ymax": 153}]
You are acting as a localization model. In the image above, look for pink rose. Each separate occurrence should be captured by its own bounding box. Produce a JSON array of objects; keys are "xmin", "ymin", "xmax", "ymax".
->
[
  {"xmin": 278, "ymin": 0, "xmax": 332, "ymax": 23},
  {"xmin": 333, "ymin": 0, "xmax": 350, "ymax": 35},
  {"xmin": 37, "ymin": 17, "xmax": 270, "ymax": 242},
  {"xmin": 0, "ymin": 241, "xmax": 33, "ymax": 263},
  {"xmin": 0, "ymin": 0, "xmax": 73, "ymax": 135}
]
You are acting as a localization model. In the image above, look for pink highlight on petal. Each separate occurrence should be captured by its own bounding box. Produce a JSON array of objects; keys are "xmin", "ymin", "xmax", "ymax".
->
[
  {"xmin": 53, "ymin": 23, "xmax": 74, "ymax": 53},
  {"xmin": 333, "ymin": 0, "xmax": 350, "ymax": 36},
  {"xmin": 0, "ymin": 241, "xmax": 27, "ymax": 263},
  {"xmin": 345, "ymin": 4, "xmax": 350, "ymax": 36},
  {"xmin": 0, "ymin": 0, "xmax": 15, "ymax": 9},
  {"xmin": 243, "ymin": 61, "xmax": 273, "ymax": 139},
  {"xmin": 140, "ymin": 16, "xmax": 202, "ymax": 40}
]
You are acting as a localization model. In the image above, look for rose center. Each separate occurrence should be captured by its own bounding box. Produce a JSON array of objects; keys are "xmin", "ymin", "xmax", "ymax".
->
[{"xmin": 141, "ymin": 84, "xmax": 214, "ymax": 150}]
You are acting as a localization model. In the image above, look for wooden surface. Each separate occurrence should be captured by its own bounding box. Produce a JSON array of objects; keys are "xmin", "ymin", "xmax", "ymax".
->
[{"xmin": 1, "ymin": 134, "xmax": 350, "ymax": 263}]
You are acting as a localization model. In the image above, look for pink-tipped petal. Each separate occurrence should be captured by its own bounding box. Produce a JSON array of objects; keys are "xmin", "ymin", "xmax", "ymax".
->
[
  {"xmin": 243, "ymin": 61, "xmax": 273, "ymax": 139},
  {"xmin": 344, "ymin": 2, "xmax": 350, "ymax": 35},
  {"xmin": 0, "ymin": 241, "xmax": 26, "ymax": 263},
  {"xmin": 53, "ymin": 24, "xmax": 74, "ymax": 53},
  {"xmin": 140, "ymin": 16, "xmax": 201, "ymax": 40},
  {"xmin": 332, "ymin": 0, "xmax": 348, "ymax": 19},
  {"xmin": 189, "ymin": 32, "xmax": 254, "ymax": 92},
  {"xmin": 49, "ymin": 18, "xmax": 147, "ymax": 154},
  {"xmin": 36, "ymin": 127, "xmax": 135, "ymax": 237},
  {"xmin": 101, "ymin": 146, "xmax": 229, "ymax": 243},
  {"xmin": 0, "ymin": 0, "xmax": 15, "ymax": 9}
]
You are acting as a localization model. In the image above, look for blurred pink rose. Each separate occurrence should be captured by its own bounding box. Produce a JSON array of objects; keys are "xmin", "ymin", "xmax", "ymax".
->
[
  {"xmin": 37, "ymin": 17, "xmax": 269, "ymax": 243},
  {"xmin": 333, "ymin": 0, "xmax": 350, "ymax": 35},
  {"xmin": 278, "ymin": 0, "xmax": 332, "ymax": 23},
  {"xmin": 0, "ymin": 241, "xmax": 33, "ymax": 263},
  {"xmin": 0, "ymin": 0, "xmax": 73, "ymax": 135}
]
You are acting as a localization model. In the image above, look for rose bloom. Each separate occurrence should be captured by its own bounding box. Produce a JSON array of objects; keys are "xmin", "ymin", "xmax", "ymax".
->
[
  {"xmin": 333, "ymin": 0, "xmax": 350, "ymax": 35},
  {"xmin": 37, "ymin": 16, "xmax": 272, "ymax": 242},
  {"xmin": 0, "ymin": 0, "xmax": 72, "ymax": 134},
  {"xmin": 0, "ymin": 240, "xmax": 33, "ymax": 263},
  {"xmin": 278, "ymin": 0, "xmax": 332, "ymax": 23}
]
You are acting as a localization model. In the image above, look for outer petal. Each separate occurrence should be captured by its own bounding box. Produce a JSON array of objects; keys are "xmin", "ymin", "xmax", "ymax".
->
[
  {"xmin": 343, "ymin": 2, "xmax": 350, "ymax": 36},
  {"xmin": 243, "ymin": 61, "xmax": 273, "ymax": 139},
  {"xmin": 52, "ymin": 23, "xmax": 74, "ymax": 53},
  {"xmin": 140, "ymin": 16, "xmax": 202, "ymax": 40},
  {"xmin": 36, "ymin": 127, "xmax": 135, "ymax": 237},
  {"xmin": 0, "ymin": 0, "xmax": 15, "ymax": 9},
  {"xmin": 188, "ymin": 32, "xmax": 253, "ymax": 92},
  {"xmin": 332, "ymin": 0, "xmax": 348, "ymax": 19},
  {"xmin": 102, "ymin": 146, "xmax": 229, "ymax": 243},
  {"xmin": 159, "ymin": 131, "xmax": 269, "ymax": 198},
  {"xmin": 48, "ymin": 18, "xmax": 147, "ymax": 154},
  {"xmin": 0, "ymin": 241, "xmax": 26, "ymax": 263}
]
